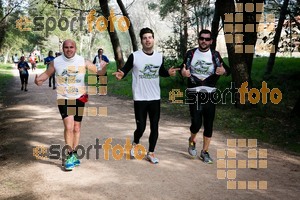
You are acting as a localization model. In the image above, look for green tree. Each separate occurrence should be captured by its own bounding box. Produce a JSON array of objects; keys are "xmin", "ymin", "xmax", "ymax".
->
[
  {"xmin": 116, "ymin": 0, "xmax": 138, "ymax": 52},
  {"xmin": 149, "ymin": 0, "xmax": 187, "ymax": 58},
  {"xmin": 0, "ymin": 0, "xmax": 4, "ymax": 48},
  {"xmin": 150, "ymin": 0, "xmax": 214, "ymax": 58},
  {"xmin": 99, "ymin": 0, "xmax": 124, "ymax": 69}
]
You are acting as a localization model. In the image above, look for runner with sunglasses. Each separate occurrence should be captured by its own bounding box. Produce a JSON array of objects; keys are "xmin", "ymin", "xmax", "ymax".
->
[{"xmin": 180, "ymin": 29, "xmax": 231, "ymax": 164}]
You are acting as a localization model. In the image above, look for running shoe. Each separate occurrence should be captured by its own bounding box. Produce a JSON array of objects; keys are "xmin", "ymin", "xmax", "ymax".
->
[
  {"xmin": 64, "ymin": 155, "xmax": 75, "ymax": 171},
  {"xmin": 200, "ymin": 150, "xmax": 213, "ymax": 164},
  {"xmin": 72, "ymin": 152, "xmax": 80, "ymax": 166},
  {"xmin": 188, "ymin": 137, "xmax": 197, "ymax": 157},
  {"xmin": 130, "ymin": 142, "xmax": 137, "ymax": 158},
  {"xmin": 146, "ymin": 152, "xmax": 159, "ymax": 164}
]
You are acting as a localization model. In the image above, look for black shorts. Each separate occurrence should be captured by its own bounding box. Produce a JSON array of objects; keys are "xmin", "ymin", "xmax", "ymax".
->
[
  {"xmin": 57, "ymin": 99, "xmax": 85, "ymax": 122},
  {"xmin": 20, "ymin": 74, "xmax": 29, "ymax": 84}
]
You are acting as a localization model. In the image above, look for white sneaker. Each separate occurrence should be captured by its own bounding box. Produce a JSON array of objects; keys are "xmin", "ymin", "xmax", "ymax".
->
[
  {"xmin": 146, "ymin": 152, "xmax": 159, "ymax": 164},
  {"xmin": 130, "ymin": 143, "xmax": 137, "ymax": 158}
]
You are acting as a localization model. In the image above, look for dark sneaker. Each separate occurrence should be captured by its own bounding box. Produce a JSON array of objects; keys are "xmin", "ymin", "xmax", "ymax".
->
[
  {"xmin": 21, "ymin": 86, "xmax": 24, "ymax": 90},
  {"xmin": 146, "ymin": 152, "xmax": 159, "ymax": 164},
  {"xmin": 53, "ymin": 86, "xmax": 56, "ymax": 90},
  {"xmin": 24, "ymin": 89, "xmax": 28, "ymax": 92},
  {"xmin": 188, "ymin": 137, "xmax": 197, "ymax": 157},
  {"xmin": 64, "ymin": 155, "xmax": 75, "ymax": 171},
  {"xmin": 200, "ymin": 150, "xmax": 213, "ymax": 164},
  {"xmin": 72, "ymin": 153, "xmax": 80, "ymax": 166}
]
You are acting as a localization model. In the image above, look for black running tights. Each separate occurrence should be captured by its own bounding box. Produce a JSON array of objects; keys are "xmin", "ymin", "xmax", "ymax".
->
[{"xmin": 133, "ymin": 100, "xmax": 160, "ymax": 152}]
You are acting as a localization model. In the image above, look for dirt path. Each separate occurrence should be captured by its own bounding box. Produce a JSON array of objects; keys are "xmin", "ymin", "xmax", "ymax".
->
[{"xmin": 0, "ymin": 68, "xmax": 299, "ymax": 200}]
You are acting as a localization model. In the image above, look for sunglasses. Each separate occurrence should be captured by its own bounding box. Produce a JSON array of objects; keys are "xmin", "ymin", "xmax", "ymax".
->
[{"xmin": 199, "ymin": 37, "xmax": 211, "ymax": 41}]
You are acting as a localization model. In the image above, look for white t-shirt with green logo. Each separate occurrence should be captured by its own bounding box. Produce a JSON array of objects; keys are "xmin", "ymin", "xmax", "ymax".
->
[
  {"xmin": 190, "ymin": 49, "xmax": 214, "ymax": 81},
  {"xmin": 54, "ymin": 54, "xmax": 86, "ymax": 99},
  {"xmin": 132, "ymin": 50, "xmax": 163, "ymax": 101},
  {"xmin": 121, "ymin": 50, "xmax": 166, "ymax": 101}
]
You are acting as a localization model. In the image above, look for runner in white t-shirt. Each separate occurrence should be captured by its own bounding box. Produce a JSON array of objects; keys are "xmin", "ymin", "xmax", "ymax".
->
[
  {"xmin": 35, "ymin": 39, "xmax": 107, "ymax": 171},
  {"xmin": 113, "ymin": 28, "xmax": 180, "ymax": 164},
  {"xmin": 181, "ymin": 29, "xmax": 230, "ymax": 164}
]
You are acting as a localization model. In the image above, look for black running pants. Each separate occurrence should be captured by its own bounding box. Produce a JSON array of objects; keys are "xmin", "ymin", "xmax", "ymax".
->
[{"xmin": 133, "ymin": 100, "xmax": 160, "ymax": 152}]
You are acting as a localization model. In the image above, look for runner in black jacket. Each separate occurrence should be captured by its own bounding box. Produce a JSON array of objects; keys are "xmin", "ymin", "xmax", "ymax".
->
[{"xmin": 180, "ymin": 29, "xmax": 230, "ymax": 164}]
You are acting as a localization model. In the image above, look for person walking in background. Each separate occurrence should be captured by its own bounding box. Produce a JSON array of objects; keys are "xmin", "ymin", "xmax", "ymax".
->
[
  {"xmin": 55, "ymin": 52, "xmax": 62, "ymax": 57},
  {"xmin": 13, "ymin": 54, "xmax": 19, "ymax": 67},
  {"xmin": 29, "ymin": 53, "xmax": 36, "ymax": 72},
  {"xmin": 44, "ymin": 50, "xmax": 56, "ymax": 89},
  {"xmin": 180, "ymin": 29, "xmax": 230, "ymax": 164},
  {"xmin": 18, "ymin": 56, "xmax": 30, "ymax": 92},
  {"xmin": 93, "ymin": 48, "xmax": 109, "ymax": 95},
  {"xmin": 113, "ymin": 27, "xmax": 180, "ymax": 164}
]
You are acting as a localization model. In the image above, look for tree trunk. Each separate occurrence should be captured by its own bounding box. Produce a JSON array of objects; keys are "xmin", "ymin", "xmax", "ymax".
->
[
  {"xmin": 4, "ymin": 48, "xmax": 12, "ymax": 64},
  {"xmin": 211, "ymin": 0, "xmax": 222, "ymax": 50},
  {"xmin": 116, "ymin": 0, "xmax": 138, "ymax": 52},
  {"xmin": 79, "ymin": 35, "xmax": 84, "ymax": 55},
  {"xmin": 0, "ymin": 0, "xmax": 6, "ymax": 52},
  {"xmin": 0, "ymin": 23, "xmax": 5, "ymax": 50},
  {"xmin": 87, "ymin": 32, "xmax": 96, "ymax": 59},
  {"xmin": 179, "ymin": 23, "xmax": 184, "ymax": 58},
  {"xmin": 264, "ymin": 0, "xmax": 289, "ymax": 78},
  {"xmin": 194, "ymin": 6, "xmax": 199, "ymax": 34},
  {"xmin": 219, "ymin": 0, "xmax": 263, "ymax": 108},
  {"xmin": 241, "ymin": 0, "xmax": 264, "ymax": 87},
  {"xmin": 181, "ymin": 0, "xmax": 188, "ymax": 57},
  {"xmin": 99, "ymin": 0, "xmax": 124, "ymax": 69}
]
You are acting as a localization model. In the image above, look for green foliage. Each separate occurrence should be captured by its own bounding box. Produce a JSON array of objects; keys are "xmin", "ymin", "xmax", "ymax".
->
[
  {"xmin": 37, "ymin": 63, "xmax": 46, "ymax": 70},
  {"xmin": 0, "ymin": 63, "xmax": 14, "ymax": 104},
  {"xmin": 107, "ymin": 62, "xmax": 132, "ymax": 98},
  {"xmin": 290, "ymin": 0, "xmax": 300, "ymax": 15},
  {"xmin": 148, "ymin": 2, "xmax": 159, "ymax": 11},
  {"xmin": 158, "ymin": 0, "xmax": 181, "ymax": 19},
  {"xmin": 1, "ymin": 2, "xmax": 47, "ymax": 58},
  {"xmin": 154, "ymin": 0, "xmax": 213, "ymax": 59},
  {"xmin": 1, "ymin": 0, "xmax": 113, "ymax": 60},
  {"xmin": 0, "ymin": 0, "xmax": 3, "ymax": 19},
  {"xmin": 217, "ymin": 57, "xmax": 300, "ymax": 153}
]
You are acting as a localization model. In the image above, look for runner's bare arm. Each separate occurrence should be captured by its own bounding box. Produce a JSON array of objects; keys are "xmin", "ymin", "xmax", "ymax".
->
[
  {"xmin": 112, "ymin": 69, "xmax": 124, "ymax": 80},
  {"xmin": 99, "ymin": 60, "xmax": 108, "ymax": 75},
  {"xmin": 35, "ymin": 62, "xmax": 55, "ymax": 86},
  {"xmin": 85, "ymin": 59, "xmax": 107, "ymax": 76}
]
